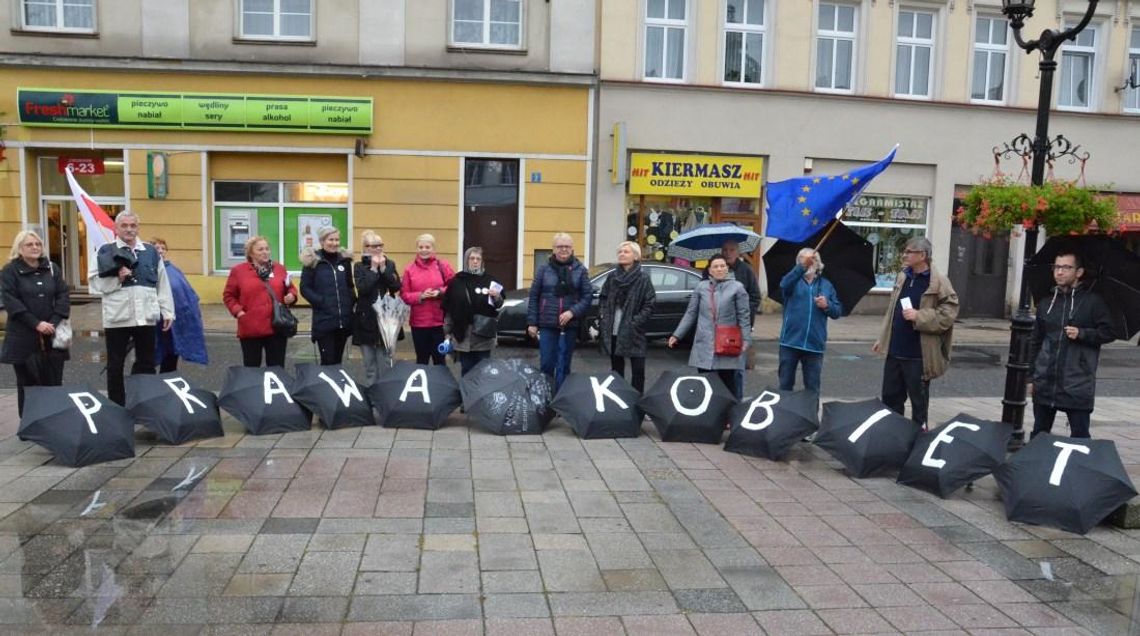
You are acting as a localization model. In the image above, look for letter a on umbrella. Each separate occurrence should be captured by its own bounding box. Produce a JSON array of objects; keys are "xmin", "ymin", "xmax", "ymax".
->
[
  {"xmin": 551, "ymin": 372, "xmax": 643, "ymax": 439},
  {"xmin": 724, "ymin": 387, "xmax": 819, "ymax": 460},
  {"xmin": 218, "ymin": 366, "xmax": 312, "ymax": 435},
  {"xmin": 637, "ymin": 369, "xmax": 736, "ymax": 444},
  {"xmin": 814, "ymin": 398, "xmax": 920, "ymax": 478},
  {"xmin": 896, "ymin": 413, "xmax": 1011, "ymax": 498},
  {"xmin": 368, "ymin": 362, "xmax": 461, "ymax": 430},
  {"xmin": 290, "ymin": 364, "xmax": 374, "ymax": 430},
  {"xmin": 126, "ymin": 372, "xmax": 224, "ymax": 445},
  {"xmin": 18, "ymin": 385, "xmax": 136, "ymax": 467}
]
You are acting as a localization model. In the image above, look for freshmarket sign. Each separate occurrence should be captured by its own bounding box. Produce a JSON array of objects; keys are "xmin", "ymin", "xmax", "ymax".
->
[
  {"xmin": 628, "ymin": 153, "xmax": 764, "ymax": 198},
  {"xmin": 17, "ymin": 88, "xmax": 373, "ymax": 134}
]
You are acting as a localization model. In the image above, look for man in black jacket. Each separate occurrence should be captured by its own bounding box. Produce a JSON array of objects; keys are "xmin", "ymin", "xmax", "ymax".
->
[{"xmin": 1029, "ymin": 251, "xmax": 1115, "ymax": 439}]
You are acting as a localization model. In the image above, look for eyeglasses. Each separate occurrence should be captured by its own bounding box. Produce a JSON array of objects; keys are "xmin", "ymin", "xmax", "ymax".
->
[
  {"xmin": 553, "ymin": 245, "xmax": 573, "ymax": 250},
  {"xmin": 903, "ymin": 249, "xmax": 925, "ymax": 255},
  {"xmin": 365, "ymin": 243, "xmax": 384, "ymax": 248},
  {"xmin": 1052, "ymin": 264, "xmax": 1076, "ymax": 271}
]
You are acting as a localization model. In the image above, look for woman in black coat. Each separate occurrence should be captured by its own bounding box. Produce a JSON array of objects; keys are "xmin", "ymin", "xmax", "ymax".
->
[
  {"xmin": 598, "ymin": 241, "xmax": 656, "ymax": 392},
  {"xmin": 0, "ymin": 231, "xmax": 70, "ymax": 415},
  {"xmin": 300, "ymin": 226, "xmax": 356, "ymax": 365},
  {"xmin": 352, "ymin": 230, "xmax": 401, "ymax": 385}
]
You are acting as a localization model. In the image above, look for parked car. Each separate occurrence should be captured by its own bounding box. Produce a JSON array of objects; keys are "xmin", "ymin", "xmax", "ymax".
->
[{"xmin": 497, "ymin": 262, "xmax": 703, "ymax": 343}]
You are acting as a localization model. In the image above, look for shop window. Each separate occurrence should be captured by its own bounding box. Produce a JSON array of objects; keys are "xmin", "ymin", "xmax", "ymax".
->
[
  {"xmin": 815, "ymin": 2, "xmax": 857, "ymax": 92},
  {"xmin": 451, "ymin": 0, "xmax": 524, "ymax": 49},
  {"xmin": 645, "ymin": 0, "xmax": 688, "ymax": 81},
  {"xmin": 240, "ymin": 0, "xmax": 313, "ymax": 41},
  {"xmin": 895, "ymin": 9, "xmax": 935, "ymax": 99},
  {"xmin": 723, "ymin": 0, "xmax": 766, "ymax": 86},
  {"xmin": 21, "ymin": 0, "xmax": 95, "ymax": 33},
  {"xmin": 1059, "ymin": 22, "xmax": 1097, "ymax": 110},
  {"xmin": 844, "ymin": 194, "xmax": 929, "ymax": 289},
  {"xmin": 971, "ymin": 15, "xmax": 1008, "ymax": 103}
]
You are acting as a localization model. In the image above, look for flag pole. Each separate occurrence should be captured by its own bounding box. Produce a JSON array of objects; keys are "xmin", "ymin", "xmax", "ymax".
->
[{"xmin": 812, "ymin": 211, "xmax": 845, "ymax": 251}]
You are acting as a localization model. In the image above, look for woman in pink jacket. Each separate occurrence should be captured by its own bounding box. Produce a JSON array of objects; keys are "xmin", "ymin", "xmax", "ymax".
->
[{"xmin": 401, "ymin": 233, "xmax": 455, "ymax": 365}]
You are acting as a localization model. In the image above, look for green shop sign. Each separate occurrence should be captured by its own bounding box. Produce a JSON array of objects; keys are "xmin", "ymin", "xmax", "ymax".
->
[{"xmin": 17, "ymin": 88, "xmax": 373, "ymax": 134}]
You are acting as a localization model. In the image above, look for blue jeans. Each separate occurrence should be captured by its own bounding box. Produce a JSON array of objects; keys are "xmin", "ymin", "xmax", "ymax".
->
[
  {"xmin": 778, "ymin": 346, "xmax": 823, "ymax": 393},
  {"xmin": 538, "ymin": 327, "xmax": 576, "ymax": 393}
]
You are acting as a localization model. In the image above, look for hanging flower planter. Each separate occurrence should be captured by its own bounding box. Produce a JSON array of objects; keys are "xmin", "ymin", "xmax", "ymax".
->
[{"xmin": 955, "ymin": 177, "xmax": 1120, "ymax": 238}]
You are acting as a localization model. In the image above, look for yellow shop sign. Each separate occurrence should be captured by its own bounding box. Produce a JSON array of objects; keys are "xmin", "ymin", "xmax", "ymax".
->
[{"xmin": 628, "ymin": 153, "xmax": 764, "ymax": 198}]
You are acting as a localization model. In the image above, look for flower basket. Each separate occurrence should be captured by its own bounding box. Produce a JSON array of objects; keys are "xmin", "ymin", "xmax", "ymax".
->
[{"xmin": 955, "ymin": 178, "xmax": 1119, "ymax": 238}]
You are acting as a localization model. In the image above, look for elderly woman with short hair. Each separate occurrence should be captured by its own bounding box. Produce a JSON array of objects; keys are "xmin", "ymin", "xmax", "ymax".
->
[
  {"xmin": 599, "ymin": 241, "xmax": 656, "ymax": 392},
  {"xmin": 443, "ymin": 247, "xmax": 503, "ymax": 375},
  {"xmin": 301, "ymin": 226, "xmax": 357, "ymax": 365},
  {"xmin": 223, "ymin": 235, "xmax": 298, "ymax": 367},
  {"xmin": 401, "ymin": 233, "xmax": 455, "ymax": 365},
  {"xmin": 777, "ymin": 248, "xmax": 843, "ymax": 393},
  {"xmin": 352, "ymin": 230, "xmax": 401, "ymax": 385}
]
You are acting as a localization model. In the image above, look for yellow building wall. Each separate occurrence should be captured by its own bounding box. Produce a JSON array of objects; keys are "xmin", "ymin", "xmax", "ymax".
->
[
  {"xmin": 127, "ymin": 149, "xmax": 204, "ymax": 272},
  {"xmin": 0, "ymin": 153, "xmax": 22, "ymax": 247},
  {"xmin": 522, "ymin": 160, "xmax": 587, "ymax": 282}
]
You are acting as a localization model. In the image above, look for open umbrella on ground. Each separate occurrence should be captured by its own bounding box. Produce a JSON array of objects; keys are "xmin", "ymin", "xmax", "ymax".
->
[
  {"xmin": 289, "ymin": 364, "xmax": 374, "ymax": 429},
  {"xmin": 638, "ymin": 369, "xmax": 736, "ymax": 444},
  {"xmin": 1026, "ymin": 234, "xmax": 1140, "ymax": 340},
  {"xmin": 724, "ymin": 387, "xmax": 819, "ymax": 460},
  {"xmin": 814, "ymin": 398, "xmax": 920, "ymax": 477},
  {"xmin": 763, "ymin": 222, "xmax": 875, "ymax": 316},
  {"xmin": 18, "ymin": 385, "xmax": 136, "ymax": 467},
  {"xmin": 994, "ymin": 433, "xmax": 1137, "ymax": 535},
  {"xmin": 218, "ymin": 366, "xmax": 311, "ymax": 435},
  {"xmin": 667, "ymin": 222, "xmax": 763, "ymax": 262},
  {"xmin": 125, "ymin": 372, "xmax": 223, "ymax": 445},
  {"xmin": 461, "ymin": 358, "xmax": 553, "ymax": 435},
  {"xmin": 374, "ymin": 295, "xmax": 411, "ymax": 362},
  {"xmin": 897, "ymin": 413, "xmax": 1011, "ymax": 498},
  {"xmin": 369, "ymin": 361, "xmax": 461, "ymax": 430},
  {"xmin": 551, "ymin": 372, "xmax": 643, "ymax": 439}
]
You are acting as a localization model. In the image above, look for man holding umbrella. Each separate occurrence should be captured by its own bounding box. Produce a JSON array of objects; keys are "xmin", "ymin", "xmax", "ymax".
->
[
  {"xmin": 1029, "ymin": 250, "xmax": 1115, "ymax": 439},
  {"xmin": 872, "ymin": 237, "xmax": 957, "ymax": 430}
]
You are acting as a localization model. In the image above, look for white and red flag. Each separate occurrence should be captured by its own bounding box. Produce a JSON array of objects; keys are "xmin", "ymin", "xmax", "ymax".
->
[{"xmin": 64, "ymin": 166, "xmax": 117, "ymax": 272}]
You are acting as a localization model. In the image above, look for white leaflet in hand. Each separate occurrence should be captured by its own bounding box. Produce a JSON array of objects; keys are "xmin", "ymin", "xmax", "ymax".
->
[
  {"xmin": 900, "ymin": 297, "xmax": 913, "ymax": 312},
  {"xmin": 489, "ymin": 281, "xmax": 503, "ymax": 306}
]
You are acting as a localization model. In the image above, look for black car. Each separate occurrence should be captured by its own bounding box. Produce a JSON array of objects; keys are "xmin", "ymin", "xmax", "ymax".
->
[{"xmin": 497, "ymin": 262, "xmax": 703, "ymax": 342}]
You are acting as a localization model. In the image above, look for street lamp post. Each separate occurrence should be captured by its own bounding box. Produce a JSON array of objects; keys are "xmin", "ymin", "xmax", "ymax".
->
[{"xmin": 998, "ymin": 0, "xmax": 1099, "ymax": 450}]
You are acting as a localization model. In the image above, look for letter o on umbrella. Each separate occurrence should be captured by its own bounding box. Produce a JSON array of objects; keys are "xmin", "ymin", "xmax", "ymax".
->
[{"xmin": 637, "ymin": 369, "xmax": 736, "ymax": 444}]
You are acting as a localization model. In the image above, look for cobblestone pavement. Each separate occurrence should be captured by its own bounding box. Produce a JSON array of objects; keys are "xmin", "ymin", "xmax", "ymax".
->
[{"xmin": 1, "ymin": 391, "xmax": 1139, "ymax": 634}]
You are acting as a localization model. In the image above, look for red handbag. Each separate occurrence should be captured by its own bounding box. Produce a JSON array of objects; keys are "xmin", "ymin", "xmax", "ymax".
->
[{"xmin": 710, "ymin": 285, "xmax": 744, "ymax": 356}]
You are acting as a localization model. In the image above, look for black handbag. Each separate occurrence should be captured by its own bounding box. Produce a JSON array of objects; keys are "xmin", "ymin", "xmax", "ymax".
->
[
  {"xmin": 263, "ymin": 279, "xmax": 298, "ymax": 338},
  {"xmin": 471, "ymin": 313, "xmax": 498, "ymax": 339}
]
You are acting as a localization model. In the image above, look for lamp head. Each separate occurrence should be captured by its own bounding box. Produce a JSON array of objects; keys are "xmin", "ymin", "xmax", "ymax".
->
[{"xmin": 1001, "ymin": 0, "xmax": 1036, "ymax": 25}]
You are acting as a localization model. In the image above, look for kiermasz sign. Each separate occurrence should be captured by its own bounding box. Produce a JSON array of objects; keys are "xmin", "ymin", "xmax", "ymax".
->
[
  {"xmin": 17, "ymin": 88, "xmax": 373, "ymax": 134},
  {"xmin": 628, "ymin": 153, "xmax": 764, "ymax": 198}
]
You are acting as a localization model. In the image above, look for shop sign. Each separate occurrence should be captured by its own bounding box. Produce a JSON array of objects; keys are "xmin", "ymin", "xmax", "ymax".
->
[
  {"xmin": 147, "ymin": 152, "xmax": 168, "ymax": 200},
  {"xmin": 846, "ymin": 194, "xmax": 928, "ymax": 225},
  {"xmin": 57, "ymin": 156, "xmax": 104, "ymax": 175},
  {"xmin": 628, "ymin": 153, "xmax": 763, "ymax": 198},
  {"xmin": 1118, "ymin": 195, "xmax": 1140, "ymax": 232},
  {"xmin": 18, "ymin": 88, "xmax": 373, "ymax": 134}
]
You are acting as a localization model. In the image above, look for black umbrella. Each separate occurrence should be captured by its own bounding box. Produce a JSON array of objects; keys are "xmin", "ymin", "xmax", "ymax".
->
[
  {"xmin": 368, "ymin": 361, "xmax": 461, "ymax": 430},
  {"xmin": 637, "ymin": 369, "xmax": 736, "ymax": 444},
  {"xmin": 125, "ymin": 372, "xmax": 224, "ymax": 445},
  {"xmin": 289, "ymin": 364, "xmax": 374, "ymax": 429},
  {"xmin": 18, "ymin": 385, "xmax": 136, "ymax": 467},
  {"xmin": 814, "ymin": 398, "xmax": 920, "ymax": 477},
  {"xmin": 1026, "ymin": 234, "xmax": 1140, "ymax": 340},
  {"xmin": 896, "ymin": 413, "xmax": 1011, "ymax": 498},
  {"xmin": 95, "ymin": 244, "xmax": 138, "ymax": 278},
  {"xmin": 217, "ymin": 366, "xmax": 311, "ymax": 435},
  {"xmin": 994, "ymin": 433, "xmax": 1137, "ymax": 535},
  {"xmin": 724, "ymin": 387, "xmax": 819, "ymax": 460},
  {"xmin": 763, "ymin": 222, "xmax": 875, "ymax": 316},
  {"xmin": 461, "ymin": 358, "xmax": 553, "ymax": 435},
  {"xmin": 551, "ymin": 372, "xmax": 643, "ymax": 439}
]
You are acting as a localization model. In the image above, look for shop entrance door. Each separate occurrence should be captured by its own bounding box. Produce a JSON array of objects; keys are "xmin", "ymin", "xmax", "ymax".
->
[
  {"xmin": 948, "ymin": 222, "xmax": 1008, "ymax": 318},
  {"xmin": 463, "ymin": 159, "xmax": 519, "ymax": 290},
  {"xmin": 42, "ymin": 198, "xmax": 125, "ymax": 288}
]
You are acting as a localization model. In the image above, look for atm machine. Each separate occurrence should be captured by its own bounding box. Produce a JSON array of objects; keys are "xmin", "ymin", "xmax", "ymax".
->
[{"xmin": 220, "ymin": 209, "xmax": 255, "ymax": 268}]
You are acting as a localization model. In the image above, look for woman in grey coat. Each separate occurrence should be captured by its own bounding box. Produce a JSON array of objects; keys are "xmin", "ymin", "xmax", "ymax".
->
[
  {"xmin": 668, "ymin": 253, "xmax": 750, "ymax": 399},
  {"xmin": 599, "ymin": 241, "xmax": 656, "ymax": 392}
]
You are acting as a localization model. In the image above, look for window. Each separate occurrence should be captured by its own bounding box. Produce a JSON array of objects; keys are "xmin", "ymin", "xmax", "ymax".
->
[
  {"xmin": 972, "ymin": 15, "xmax": 1008, "ymax": 103},
  {"xmin": 451, "ymin": 0, "xmax": 523, "ymax": 49},
  {"xmin": 724, "ymin": 0, "xmax": 766, "ymax": 85},
  {"xmin": 240, "ymin": 0, "xmax": 312, "ymax": 41},
  {"xmin": 895, "ymin": 9, "xmax": 935, "ymax": 98},
  {"xmin": 1126, "ymin": 28, "xmax": 1140, "ymax": 112},
  {"xmin": 1059, "ymin": 23, "xmax": 1097, "ymax": 110},
  {"xmin": 816, "ymin": 3, "xmax": 857, "ymax": 92},
  {"xmin": 21, "ymin": 0, "xmax": 95, "ymax": 32},
  {"xmin": 845, "ymin": 194, "xmax": 929, "ymax": 288},
  {"xmin": 645, "ymin": 0, "xmax": 687, "ymax": 81}
]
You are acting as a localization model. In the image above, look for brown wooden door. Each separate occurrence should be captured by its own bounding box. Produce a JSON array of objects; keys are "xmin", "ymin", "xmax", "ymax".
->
[{"xmin": 463, "ymin": 159, "xmax": 519, "ymax": 290}]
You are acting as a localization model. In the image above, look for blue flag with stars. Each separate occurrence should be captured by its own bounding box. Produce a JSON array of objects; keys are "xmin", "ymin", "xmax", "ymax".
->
[{"xmin": 765, "ymin": 147, "xmax": 898, "ymax": 243}]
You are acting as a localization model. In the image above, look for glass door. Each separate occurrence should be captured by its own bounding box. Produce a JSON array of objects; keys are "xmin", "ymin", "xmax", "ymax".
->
[{"xmin": 42, "ymin": 198, "xmax": 125, "ymax": 288}]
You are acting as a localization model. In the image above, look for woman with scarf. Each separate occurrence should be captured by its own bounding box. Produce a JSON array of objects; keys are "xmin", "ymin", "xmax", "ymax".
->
[
  {"xmin": 598, "ymin": 241, "xmax": 656, "ymax": 392},
  {"xmin": 152, "ymin": 238, "xmax": 208, "ymax": 372},
  {"xmin": 352, "ymin": 230, "xmax": 402, "ymax": 385},
  {"xmin": 300, "ymin": 226, "xmax": 357, "ymax": 365},
  {"xmin": 526, "ymin": 232, "xmax": 592, "ymax": 392},
  {"xmin": 223, "ymin": 236, "xmax": 297, "ymax": 367},
  {"xmin": 443, "ymin": 247, "xmax": 503, "ymax": 375}
]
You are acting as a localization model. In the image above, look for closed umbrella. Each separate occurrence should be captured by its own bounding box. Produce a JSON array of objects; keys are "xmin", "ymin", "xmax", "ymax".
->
[
  {"xmin": 125, "ymin": 373, "xmax": 223, "ymax": 445},
  {"xmin": 763, "ymin": 223, "xmax": 875, "ymax": 316},
  {"xmin": 637, "ymin": 369, "xmax": 736, "ymax": 444},
  {"xmin": 461, "ymin": 358, "xmax": 553, "ymax": 435},
  {"xmin": 374, "ymin": 295, "xmax": 411, "ymax": 361},
  {"xmin": 994, "ymin": 433, "xmax": 1137, "ymax": 535},
  {"xmin": 217, "ymin": 366, "xmax": 311, "ymax": 435},
  {"xmin": 290, "ymin": 363, "xmax": 374, "ymax": 429},
  {"xmin": 814, "ymin": 398, "xmax": 920, "ymax": 477},
  {"xmin": 897, "ymin": 413, "xmax": 1011, "ymax": 498},
  {"xmin": 18, "ymin": 385, "xmax": 136, "ymax": 467},
  {"xmin": 551, "ymin": 372, "xmax": 643, "ymax": 439},
  {"xmin": 724, "ymin": 387, "xmax": 818, "ymax": 460},
  {"xmin": 668, "ymin": 222, "xmax": 763, "ymax": 262},
  {"xmin": 368, "ymin": 361, "xmax": 461, "ymax": 430}
]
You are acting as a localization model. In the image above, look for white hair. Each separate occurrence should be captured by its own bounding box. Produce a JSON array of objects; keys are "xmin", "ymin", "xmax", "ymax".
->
[{"xmin": 797, "ymin": 248, "xmax": 824, "ymax": 273}]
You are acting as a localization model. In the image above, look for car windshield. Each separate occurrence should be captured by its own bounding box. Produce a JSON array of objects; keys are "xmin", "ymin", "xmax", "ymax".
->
[{"xmin": 589, "ymin": 263, "xmax": 614, "ymax": 278}]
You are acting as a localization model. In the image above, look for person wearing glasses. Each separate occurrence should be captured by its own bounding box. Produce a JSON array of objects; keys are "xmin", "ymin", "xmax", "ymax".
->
[
  {"xmin": 871, "ymin": 237, "xmax": 958, "ymax": 430},
  {"xmin": 1028, "ymin": 250, "xmax": 1114, "ymax": 439},
  {"xmin": 527, "ymin": 232, "xmax": 592, "ymax": 392},
  {"xmin": 352, "ymin": 230, "xmax": 401, "ymax": 385}
]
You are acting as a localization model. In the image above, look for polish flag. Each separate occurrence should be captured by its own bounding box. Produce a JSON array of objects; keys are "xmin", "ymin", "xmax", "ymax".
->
[{"xmin": 64, "ymin": 166, "xmax": 117, "ymax": 274}]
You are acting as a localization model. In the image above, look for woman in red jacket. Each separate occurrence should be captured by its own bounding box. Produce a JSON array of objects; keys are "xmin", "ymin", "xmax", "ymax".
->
[
  {"xmin": 222, "ymin": 236, "xmax": 298, "ymax": 367},
  {"xmin": 400, "ymin": 233, "xmax": 454, "ymax": 365}
]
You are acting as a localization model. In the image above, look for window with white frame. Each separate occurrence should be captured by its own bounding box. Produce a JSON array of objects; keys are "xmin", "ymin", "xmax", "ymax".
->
[
  {"xmin": 451, "ymin": 0, "xmax": 523, "ymax": 49},
  {"xmin": 645, "ymin": 0, "xmax": 687, "ymax": 81},
  {"xmin": 1126, "ymin": 27, "xmax": 1140, "ymax": 112},
  {"xmin": 971, "ymin": 15, "xmax": 1008, "ymax": 103},
  {"xmin": 816, "ymin": 3, "xmax": 857, "ymax": 92},
  {"xmin": 21, "ymin": 0, "xmax": 95, "ymax": 32},
  {"xmin": 895, "ymin": 9, "xmax": 935, "ymax": 98},
  {"xmin": 240, "ymin": 0, "xmax": 312, "ymax": 41},
  {"xmin": 1059, "ymin": 22, "xmax": 1097, "ymax": 109},
  {"xmin": 724, "ymin": 0, "xmax": 766, "ymax": 85}
]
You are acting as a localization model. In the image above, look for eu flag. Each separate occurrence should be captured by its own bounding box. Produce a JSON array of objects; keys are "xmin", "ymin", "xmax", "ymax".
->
[{"xmin": 765, "ymin": 147, "xmax": 897, "ymax": 243}]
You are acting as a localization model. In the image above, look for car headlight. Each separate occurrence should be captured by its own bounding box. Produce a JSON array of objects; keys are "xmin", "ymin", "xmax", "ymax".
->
[{"xmin": 502, "ymin": 299, "xmax": 524, "ymax": 308}]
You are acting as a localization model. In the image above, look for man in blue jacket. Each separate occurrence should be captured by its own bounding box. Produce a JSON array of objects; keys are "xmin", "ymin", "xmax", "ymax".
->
[
  {"xmin": 526, "ymin": 233, "xmax": 592, "ymax": 392},
  {"xmin": 778, "ymin": 248, "xmax": 842, "ymax": 393}
]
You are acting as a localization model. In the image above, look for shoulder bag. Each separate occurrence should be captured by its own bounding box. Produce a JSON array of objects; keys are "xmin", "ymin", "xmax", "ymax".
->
[
  {"xmin": 709, "ymin": 284, "xmax": 743, "ymax": 357},
  {"xmin": 46, "ymin": 263, "xmax": 71, "ymax": 350},
  {"xmin": 262, "ymin": 276, "xmax": 298, "ymax": 338}
]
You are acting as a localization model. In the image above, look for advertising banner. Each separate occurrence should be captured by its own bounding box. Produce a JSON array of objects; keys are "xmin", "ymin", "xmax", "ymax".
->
[{"xmin": 628, "ymin": 153, "xmax": 764, "ymax": 198}]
